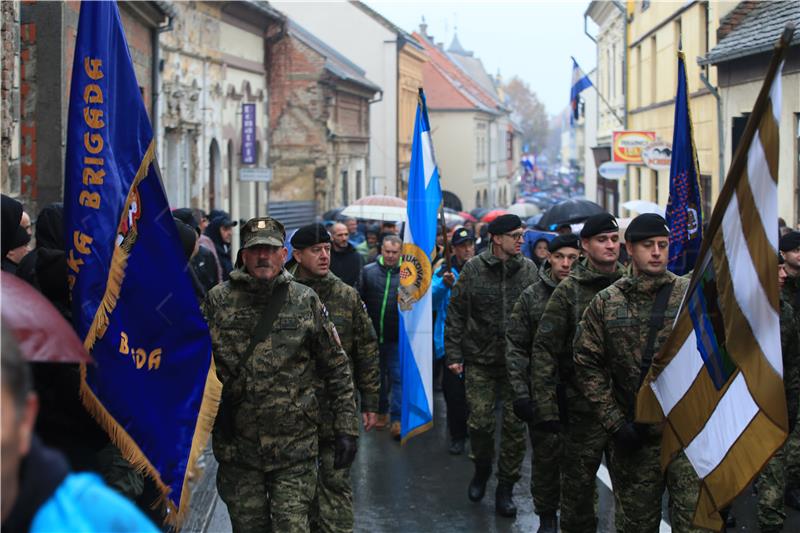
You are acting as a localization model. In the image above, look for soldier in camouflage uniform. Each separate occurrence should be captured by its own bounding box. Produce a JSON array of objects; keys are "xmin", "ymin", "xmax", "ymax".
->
[
  {"xmin": 530, "ymin": 213, "xmax": 625, "ymax": 533},
  {"xmin": 573, "ymin": 214, "xmax": 691, "ymax": 532},
  {"xmin": 506, "ymin": 233, "xmax": 580, "ymax": 533},
  {"xmin": 287, "ymin": 223, "xmax": 380, "ymax": 533},
  {"xmin": 755, "ymin": 256, "xmax": 800, "ymax": 532},
  {"xmin": 780, "ymin": 231, "xmax": 800, "ymax": 508},
  {"xmin": 203, "ymin": 218, "xmax": 358, "ymax": 533},
  {"xmin": 445, "ymin": 214, "xmax": 537, "ymax": 517}
]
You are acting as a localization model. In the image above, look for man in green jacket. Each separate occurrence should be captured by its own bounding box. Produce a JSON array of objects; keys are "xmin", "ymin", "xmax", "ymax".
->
[
  {"xmin": 203, "ymin": 218, "xmax": 357, "ymax": 533},
  {"xmin": 288, "ymin": 223, "xmax": 380, "ymax": 533},
  {"xmin": 530, "ymin": 213, "xmax": 625, "ymax": 533},
  {"xmin": 445, "ymin": 214, "xmax": 537, "ymax": 517},
  {"xmin": 506, "ymin": 233, "xmax": 580, "ymax": 533}
]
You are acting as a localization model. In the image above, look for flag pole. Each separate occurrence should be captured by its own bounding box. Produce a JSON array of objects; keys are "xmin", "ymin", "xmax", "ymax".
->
[{"xmin": 686, "ymin": 22, "xmax": 794, "ymax": 292}]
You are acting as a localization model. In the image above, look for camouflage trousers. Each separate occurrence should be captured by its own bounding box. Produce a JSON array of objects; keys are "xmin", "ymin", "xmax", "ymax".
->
[
  {"xmin": 786, "ymin": 417, "xmax": 800, "ymax": 489},
  {"xmin": 465, "ymin": 365, "xmax": 526, "ymax": 484},
  {"xmin": 217, "ymin": 459, "xmax": 317, "ymax": 533},
  {"xmin": 529, "ymin": 427, "xmax": 562, "ymax": 515},
  {"xmin": 665, "ymin": 451, "xmax": 713, "ymax": 533},
  {"xmin": 311, "ymin": 440, "xmax": 354, "ymax": 533},
  {"xmin": 559, "ymin": 411, "xmax": 608, "ymax": 533},
  {"xmin": 756, "ymin": 448, "xmax": 786, "ymax": 533}
]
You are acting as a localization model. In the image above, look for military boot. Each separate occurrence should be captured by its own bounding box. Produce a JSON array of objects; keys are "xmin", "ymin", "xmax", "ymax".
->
[
  {"xmin": 467, "ymin": 461, "xmax": 492, "ymax": 502},
  {"xmin": 495, "ymin": 482, "xmax": 517, "ymax": 517},
  {"xmin": 537, "ymin": 512, "xmax": 557, "ymax": 533}
]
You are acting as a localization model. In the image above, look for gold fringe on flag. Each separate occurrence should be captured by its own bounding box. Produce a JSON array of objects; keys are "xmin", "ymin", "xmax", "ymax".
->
[{"xmin": 78, "ymin": 139, "xmax": 221, "ymax": 528}]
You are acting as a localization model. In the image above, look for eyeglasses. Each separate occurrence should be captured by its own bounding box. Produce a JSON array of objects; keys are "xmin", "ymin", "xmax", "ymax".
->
[{"xmin": 505, "ymin": 232, "xmax": 525, "ymax": 241}]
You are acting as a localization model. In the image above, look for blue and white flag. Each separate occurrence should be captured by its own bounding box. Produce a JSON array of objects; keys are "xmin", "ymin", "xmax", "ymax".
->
[
  {"xmin": 398, "ymin": 89, "xmax": 442, "ymax": 443},
  {"xmin": 570, "ymin": 57, "xmax": 593, "ymax": 126},
  {"xmin": 64, "ymin": 2, "xmax": 217, "ymax": 526}
]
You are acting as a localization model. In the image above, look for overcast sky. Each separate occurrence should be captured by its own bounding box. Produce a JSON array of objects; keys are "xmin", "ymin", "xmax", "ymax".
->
[{"xmin": 365, "ymin": 0, "xmax": 598, "ymax": 117}]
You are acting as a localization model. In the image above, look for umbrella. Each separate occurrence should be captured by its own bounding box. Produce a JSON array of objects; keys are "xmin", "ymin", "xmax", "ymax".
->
[
  {"xmin": 442, "ymin": 207, "xmax": 464, "ymax": 225},
  {"xmin": 621, "ymin": 200, "xmax": 665, "ymax": 216},
  {"xmin": 506, "ymin": 203, "xmax": 540, "ymax": 218},
  {"xmin": 321, "ymin": 207, "xmax": 344, "ymax": 221},
  {"xmin": 1, "ymin": 272, "xmax": 91, "ymax": 363},
  {"xmin": 481, "ymin": 209, "xmax": 510, "ymax": 223},
  {"xmin": 458, "ymin": 211, "xmax": 477, "ymax": 222},
  {"xmin": 470, "ymin": 207, "xmax": 490, "ymax": 220},
  {"xmin": 537, "ymin": 199, "xmax": 605, "ymax": 229},
  {"xmin": 341, "ymin": 195, "xmax": 407, "ymax": 221},
  {"xmin": 525, "ymin": 214, "xmax": 543, "ymax": 227}
]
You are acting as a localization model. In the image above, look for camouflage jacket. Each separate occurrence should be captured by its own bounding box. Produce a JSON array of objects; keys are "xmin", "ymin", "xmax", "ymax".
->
[
  {"xmin": 202, "ymin": 268, "xmax": 357, "ymax": 471},
  {"xmin": 783, "ymin": 274, "xmax": 800, "ymax": 311},
  {"xmin": 292, "ymin": 268, "xmax": 380, "ymax": 441},
  {"xmin": 781, "ymin": 294, "xmax": 800, "ymax": 426},
  {"xmin": 572, "ymin": 271, "xmax": 688, "ymax": 433},
  {"xmin": 530, "ymin": 258, "xmax": 625, "ymax": 422},
  {"xmin": 506, "ymin": 262, "xmax": 559, "ymax": 400},
  {"xmin": 445, "ymin": 249, "xmax": 537, "ymax": 370}
]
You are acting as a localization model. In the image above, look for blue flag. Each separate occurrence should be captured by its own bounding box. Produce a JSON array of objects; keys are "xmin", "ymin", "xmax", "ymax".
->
[
  {"xmin": 399, "ymin": 89, "xmax": 442, "ymax": 443},
  {"xmin": 64, "ymin": 2, "xmax": 217, "ymax": 525},
  {"xmin": 570, "ymin": 57, "xmax": 592, "ymax": 126},
  {"xmin": 665, "ymin": 51, "xmax": 703, "ymax": 275}
]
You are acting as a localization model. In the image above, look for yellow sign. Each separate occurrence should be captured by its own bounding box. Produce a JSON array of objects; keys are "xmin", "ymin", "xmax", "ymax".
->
[{"xmin": 613, "ymin": 131, "xmax": 656, "ymax": 163}]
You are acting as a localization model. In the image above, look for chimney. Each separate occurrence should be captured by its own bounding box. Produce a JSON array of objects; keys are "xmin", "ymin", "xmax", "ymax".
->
[{"xmin": 419, "ymin": 16, "xmax": 428, "ymax": 38}]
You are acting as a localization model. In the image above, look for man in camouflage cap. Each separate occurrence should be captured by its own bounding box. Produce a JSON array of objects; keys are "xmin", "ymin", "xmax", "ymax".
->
[
  {"xmin": 573, "ymin": 214, "xmax": 693, "ymax": 531},
  {"xmin": 506, "ymin": 233, "xmax": 580, "ymax": 533},
  {"xmin": 445, "ymin": 213, "xmax": 537, "ymax": 517},
  {"xmin": 530, "ymin": 212, "xmax": 625, "ymax": 533},
  {"xmin": 203, "ymin": 217, "xmax": 358, "ymax": 533},
  {"xmin": 287, "ymin": 223, "xmax": 380, "ymax": 533}
]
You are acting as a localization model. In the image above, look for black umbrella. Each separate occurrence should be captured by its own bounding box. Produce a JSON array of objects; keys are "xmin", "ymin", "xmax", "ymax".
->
[
  {"xmin": 537, "ymin": 199, "xmax": 605, "ymax": 230},
  {"xmin": 321, "ymin": 207, "xmax": 344, "ymax": 221}
]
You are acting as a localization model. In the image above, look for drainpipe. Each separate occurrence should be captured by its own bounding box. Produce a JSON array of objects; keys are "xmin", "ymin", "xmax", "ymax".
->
[
  {"xmin": 699, "ymin": 71, "xmax": 724, "ymax": 190},
  {"xmin": 611, "ymin": 1, "xmax": 627, "ymax": 129},
  {"xmin": 152, "ymin": 13, "xmax": 174, "ymax": 160}
]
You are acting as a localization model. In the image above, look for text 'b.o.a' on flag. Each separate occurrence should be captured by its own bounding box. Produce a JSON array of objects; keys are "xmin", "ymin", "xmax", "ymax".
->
[
  {"xmin": 637, "ymin": 25, "xmax": 795, "ymax": 532},
  {"xmin": 64, "ymin": 1, "xmax": 218, "ymax": 526}
]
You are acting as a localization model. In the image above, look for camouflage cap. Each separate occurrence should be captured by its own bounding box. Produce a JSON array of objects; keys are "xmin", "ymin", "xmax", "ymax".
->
[{"xmin": 240, "ymin": 217, "xmax": 286, "ymax": 249}]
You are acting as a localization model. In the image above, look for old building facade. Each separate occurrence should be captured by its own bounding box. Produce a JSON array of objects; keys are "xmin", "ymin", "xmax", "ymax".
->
[{"xmin": 267, "ymin": 19, "xmax": 379, "ymax": 218}]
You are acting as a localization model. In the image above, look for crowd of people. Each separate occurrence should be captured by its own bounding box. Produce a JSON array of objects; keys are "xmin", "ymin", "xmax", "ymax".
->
[{"xmin": 3, "ymin": 190, "xmax": 800, "ymax": 533}]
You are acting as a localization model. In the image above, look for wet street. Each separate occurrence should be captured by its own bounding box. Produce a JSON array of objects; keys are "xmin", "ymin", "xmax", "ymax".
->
[{"xmin": 192, "ymin": 392, "xmax": 799, "ymax": 532}]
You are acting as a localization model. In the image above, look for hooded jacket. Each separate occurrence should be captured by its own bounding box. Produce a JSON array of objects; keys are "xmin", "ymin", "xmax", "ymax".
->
[
  {"xmin": 204, "ymin": 218, "xmax": 233, "ymax": 281},
  {"xmin": 330, "ymin": 241, "xmax": 364, "ymax": 288},
  {"xmin": 2, "ymin": 194, "xmax": 30, "ymax": 273}
]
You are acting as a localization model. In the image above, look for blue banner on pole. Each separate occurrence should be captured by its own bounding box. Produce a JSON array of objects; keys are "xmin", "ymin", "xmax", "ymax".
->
[{"xmin": 63, "ymin": 2, "xmax": 217, "ymax": 525}]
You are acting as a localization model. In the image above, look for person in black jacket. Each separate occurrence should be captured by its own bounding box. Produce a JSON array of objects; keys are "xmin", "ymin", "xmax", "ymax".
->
[
  {"xmin": 173, "ymin": 208, "xmax": 219, "ymax": 293},
  {"xmin": 358, "ymin": 234, "xmax": 403, "ymax": 439},
  {"xmin": 1, "ymin": 194, "xmax": 30, "ymax": 274},
  {"xmin": 330, "ymin": 222, "xmax": 364, "ymax": 287},
  {"xmin": 204, "ymin": 212, "xmax": 236, "ymax": 281}
]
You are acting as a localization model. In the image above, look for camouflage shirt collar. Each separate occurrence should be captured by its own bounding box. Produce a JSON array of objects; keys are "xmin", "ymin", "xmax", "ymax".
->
[
  {"xmin": 479, "ymin": 248, "xmax": 525, "ymax": 272},
  {"xmin": 572, "ymin": 257, "xmax": 624, "ymax": 284},
  {"xmin": 539, "ymin": 261, "xmax": 558, "ymax": 289},
  {"xmin": 619, "ymin": 269, "xmax": 677, "ymax": 295},
  {"xmin": 229, "ymin": 267, "xmax": 290, "ymax": 294}
]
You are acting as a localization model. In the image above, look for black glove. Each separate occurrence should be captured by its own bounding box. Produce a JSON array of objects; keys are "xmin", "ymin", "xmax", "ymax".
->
[
  {"xmin": 512, "ymin": 399, "xmax": 536, "ymax": 423},
  {"xmin": 613, "ymin": 422, "xmax": 643, "ymax": 455},
  {"xmin": 533, "ymin": 420, "xmax": 561, "ymax": 434},
  {"xmin": 333, "ymin": 434, "xmax": 357, "ymax": 470}
]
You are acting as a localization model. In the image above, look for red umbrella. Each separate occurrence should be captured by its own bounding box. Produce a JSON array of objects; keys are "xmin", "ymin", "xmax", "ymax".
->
[
  {"xmin": 481, "ymin": 209, "xmax": 510, "ymax": 223},
  {"xmin": 458, "ymin": 211, "xmax": 477, "ymax": 222},
  {"xmin": 1, "ymin": 272, "xmax": 92, "ymax": 363}
]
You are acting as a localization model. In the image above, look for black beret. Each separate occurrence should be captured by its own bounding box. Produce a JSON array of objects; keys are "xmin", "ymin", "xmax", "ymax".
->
[
  {"xmin": 549, "ymin": 233, "xmax": 580, "ymax": 253},
  {"xmin": 451, "ymin": 227, "xmax": 476, "ymax": 246},
  {"xmin": 779, "ymin": 231, "xmax": 800, "ymax": 252},
  {"xmin": 173, "ymin": 208, "xmax": 199, "ymax": 234},
  {"xmin": 290, "ymin": 223, "xmax": 331, "ymax": 249},
  {"xmin": 580, "ymin": 213, "xmax": 619, "ymax": 238},
  {"xmin": 488, "ymin": 214, "xmax": 523, "ymax": 235},
  {"xmin": 625, "ymin": 213, "xmax": 671, "ymax": 243},
  {"xmin": 778, "ymin": 253, "xmax": 785, "ymax": 265}
]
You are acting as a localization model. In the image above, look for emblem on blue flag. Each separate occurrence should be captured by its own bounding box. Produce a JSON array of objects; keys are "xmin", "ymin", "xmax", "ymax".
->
[
  {"xmin": 399, "ymin": 88, "xmax": 442, "ymax": 443},
  {"xmin": 63, "ymin": 2, "xmax": 217, "ymax": 525},
  {"xmin": 665, "ymin": 50, "xmax": 703, "ymax": 275}
]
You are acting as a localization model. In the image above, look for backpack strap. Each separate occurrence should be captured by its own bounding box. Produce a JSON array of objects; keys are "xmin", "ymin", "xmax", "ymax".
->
[{"xmin": 638, "ymin": 281, "xmax": 675, "ymax": 387}]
